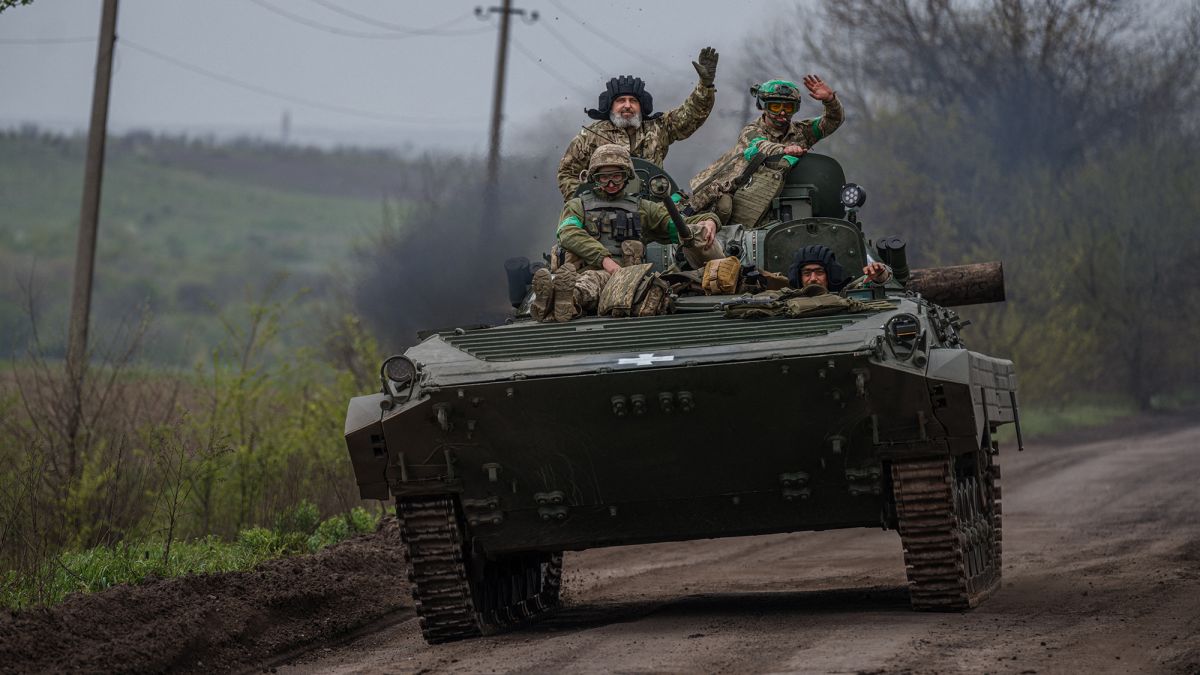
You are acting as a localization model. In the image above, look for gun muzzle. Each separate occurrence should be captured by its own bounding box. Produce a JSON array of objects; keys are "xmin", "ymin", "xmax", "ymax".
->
[{"xmin": 647, "ymin": 175, "xmax": 695, "ymax": 248}]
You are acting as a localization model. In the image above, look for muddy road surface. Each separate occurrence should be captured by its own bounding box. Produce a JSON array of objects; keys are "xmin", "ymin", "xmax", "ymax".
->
[
  {"xmin": 3, "ymin": 421, "xmax": 1198, "ymax": 674},
  {"xmin": 281, "ymin": 422, "xmax": 1200, "ymax": 674}
]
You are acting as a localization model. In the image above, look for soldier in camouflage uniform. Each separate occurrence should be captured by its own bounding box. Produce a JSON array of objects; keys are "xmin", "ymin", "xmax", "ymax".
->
[
  {"xmin": 689, "ymin": 75, "xmax": 844, "ymax": 224},
  {"xmin": 556, "ymin": 47, "xmax": 719, "ymax": 200},
  {"xmin": 532, "ymin": 144, "xmax": 724, "ymax": 322}
]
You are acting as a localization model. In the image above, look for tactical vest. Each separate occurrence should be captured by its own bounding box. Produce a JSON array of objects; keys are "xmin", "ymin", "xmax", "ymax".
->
[
  {"xmin": 580, "ymin": 192, "xmax": 643, "ymax": 257},
  {"xmin": 729, "ymin": 162, "xmax": 786, "ymax": 229}
]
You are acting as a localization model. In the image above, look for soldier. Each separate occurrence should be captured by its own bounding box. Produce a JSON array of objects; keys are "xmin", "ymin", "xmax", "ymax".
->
[
  {"xmin": 533, "ymin": 144, "xmax": 724, "ymax": 322},
  {"xmin": 786, "ymin": 244, "xmax": 891, "ymax": 293},
  {"xmin": 556, "ymin": 47, "xmax": 720, "ymax": 200},
  {"xmin": 689, "ymin": 75, "xmax": 844, "ymax": 223}
]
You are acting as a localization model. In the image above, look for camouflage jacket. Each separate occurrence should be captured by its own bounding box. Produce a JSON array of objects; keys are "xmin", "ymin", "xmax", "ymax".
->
[
  {"xmin": 556, "ymin": 189, "xmax": 718, "ymax": 268},
  {"xmin": 556, "ymin": 82, "xmax": 716, "ymax": 200},
  {"xmin": 688, "ymin": 95, "xmax": 844, "ymax": 211}
]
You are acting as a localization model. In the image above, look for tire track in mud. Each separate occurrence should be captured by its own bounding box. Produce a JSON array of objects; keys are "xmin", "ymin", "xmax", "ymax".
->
[
  {"xmin": 4, "ymin": 418, "xmax": 1199, "ymax": 673},
  {"xmin": 283, "ymin": 420, "xmax": 1200, "ymax": 674}
]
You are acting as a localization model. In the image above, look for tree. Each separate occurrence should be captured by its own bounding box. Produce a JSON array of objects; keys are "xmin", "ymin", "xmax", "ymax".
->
[
  {"xmin": 742, "ymin": 0, "xmax": 1200, "ymax": 406},
  {"xmin": 750, "ymin": 0, "xmax": 1200, "ymax": 169},
  {"xmin": 0, "ymin": 0, "xmax": 35, "ymax": 14}
]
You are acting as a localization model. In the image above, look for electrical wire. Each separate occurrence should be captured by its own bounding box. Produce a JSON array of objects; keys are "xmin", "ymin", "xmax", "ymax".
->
[
  {"xmin": 539, "ymin": 19, "xmax": 606, "ymax": 77},
  {"xmin": 0, "ymin": 36, "xmax": 94, "ymax": 44},
  {"xmin": 304, "ymin": 0, "xmax": 485, "ymax": 36},
  {"xmin": 120, "ymin": 38, "xmax": 484, "ymax": 127},
  {"xmin": 247, "ymin": 0, "xmax": 490, "ymax": 40},
  {"xmin": 510, "ymin": 37, "xmax": 590, "ymax": 97},
  {"xmin": 545, "ymin": 0, "xmax": 656, "ymax": 63}
]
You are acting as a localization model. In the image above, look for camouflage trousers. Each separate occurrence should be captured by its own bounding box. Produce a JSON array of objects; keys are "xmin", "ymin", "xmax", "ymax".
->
[
  {"xmin": 530, "ymin": 265, "xmax": 612, "ymax": 323},
  {"xmin": 557, "ymin": 233, "xmax": 726, "ymax": 273}
]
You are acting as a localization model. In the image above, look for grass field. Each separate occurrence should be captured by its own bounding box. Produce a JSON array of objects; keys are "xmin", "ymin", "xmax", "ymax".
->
[{"xmin": 0, "ymin": 131, "xmax": 385, "ymax": 363}]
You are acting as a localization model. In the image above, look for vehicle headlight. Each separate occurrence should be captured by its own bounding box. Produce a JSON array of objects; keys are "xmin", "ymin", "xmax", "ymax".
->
[
  {"xmin": 886, "ymin": 313, "xmax": 920, "ymax": 344},
  {"xmin": 380, "ymin": 355, "xmax": 417, "ymax": 393},
  {"xmin": 840, "ymin": 183, "xmax": 867, "ymax": 209}
]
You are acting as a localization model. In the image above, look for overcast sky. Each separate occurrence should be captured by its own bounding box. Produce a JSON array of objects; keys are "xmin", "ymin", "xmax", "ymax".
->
[{"xmin": 0, "ymin": 0, "xmax": 789, "ymax": 153}]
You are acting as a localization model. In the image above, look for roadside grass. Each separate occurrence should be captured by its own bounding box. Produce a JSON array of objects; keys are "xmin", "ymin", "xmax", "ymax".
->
[
  {"xmin": 995, "ymin": 400, "xmax": 1139, "ymax": 443},
  {"xmin": 0, "ymin": 502, "xmax": 380, "ymax": 611}
]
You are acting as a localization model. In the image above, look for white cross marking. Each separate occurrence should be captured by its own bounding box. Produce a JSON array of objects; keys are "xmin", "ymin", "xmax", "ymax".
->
[{"xmin": 617, "ymin": 353, "xmax": 675, "ymax": 367}]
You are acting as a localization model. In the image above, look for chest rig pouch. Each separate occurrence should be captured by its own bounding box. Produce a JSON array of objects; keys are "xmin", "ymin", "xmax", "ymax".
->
[{"xmin": 581, "ymin": 192, "xmax": 642, "ymax": 255}]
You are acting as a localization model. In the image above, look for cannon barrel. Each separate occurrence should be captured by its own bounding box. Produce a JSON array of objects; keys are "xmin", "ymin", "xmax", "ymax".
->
[{"xmin": 907, "ymin": 262, "xmax": 1004, "ymax": 307}]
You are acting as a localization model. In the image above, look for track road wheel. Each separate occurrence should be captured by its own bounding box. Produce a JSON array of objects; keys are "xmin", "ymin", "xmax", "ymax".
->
[
  {"xmin": 891, "ymin": 449, "xmax": 1001, "ymax": 610},
  {"xmin": 398, "ymin": 496, "xmax": 563, "ymax": 643}
]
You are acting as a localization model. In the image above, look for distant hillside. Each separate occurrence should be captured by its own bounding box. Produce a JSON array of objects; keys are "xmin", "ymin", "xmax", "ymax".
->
[{"xmin": 0, "ymin": 129, "xmax": 409, "ymax": 362}]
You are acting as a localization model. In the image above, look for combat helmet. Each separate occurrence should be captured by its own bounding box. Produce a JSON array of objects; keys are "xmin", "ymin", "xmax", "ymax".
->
[
  {"xmin": 751, "ymin": 79, "xmax": 803, "ymax": 110},
  {"xmin": 587, "ymin": 143, "xmax": 634, "ymax": 179},
  {"xmin": 586, "ymin": 76, "xmax": 664, "ymax": 121}
]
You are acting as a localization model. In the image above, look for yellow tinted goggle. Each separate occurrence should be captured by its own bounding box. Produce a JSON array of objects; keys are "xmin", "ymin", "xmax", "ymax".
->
[{"xmin": 765, "ymin": 100, "xmax": 798, "ymax": 115}]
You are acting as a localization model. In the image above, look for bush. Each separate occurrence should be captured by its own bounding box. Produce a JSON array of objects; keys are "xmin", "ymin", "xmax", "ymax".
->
[
  {"xmin": 273, "ymin": 500, "xmax": 320, "ymax": 536},
  {"xmin": 306, "ymin": 507, "xmax": 380, "ymax": 552}
]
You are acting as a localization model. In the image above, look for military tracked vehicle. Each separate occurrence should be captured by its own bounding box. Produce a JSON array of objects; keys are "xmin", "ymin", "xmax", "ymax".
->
[{"xmin": 344, "ymin": 153, "xmax": 1022, "ymax": 643}]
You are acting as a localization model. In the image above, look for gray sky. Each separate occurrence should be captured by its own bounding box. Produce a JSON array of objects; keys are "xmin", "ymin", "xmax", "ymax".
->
[{"xmin": 0, "ymin": 1, "xmax": 788, "ymax": 153}]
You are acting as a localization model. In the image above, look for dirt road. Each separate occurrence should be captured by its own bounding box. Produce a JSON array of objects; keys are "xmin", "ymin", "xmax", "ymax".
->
[
  {"xmin": 284, "ymin": 423, "xmax": 1200, "ymax": 674},
  {"xmin": 4, "ymin": 421, "xmax": 1197, "ymax": 673}
]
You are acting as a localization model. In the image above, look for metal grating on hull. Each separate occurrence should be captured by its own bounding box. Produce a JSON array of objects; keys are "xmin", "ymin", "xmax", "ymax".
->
[{"xmin": 442, "ymin": 312, "xmax": 874, "ymax": 361}]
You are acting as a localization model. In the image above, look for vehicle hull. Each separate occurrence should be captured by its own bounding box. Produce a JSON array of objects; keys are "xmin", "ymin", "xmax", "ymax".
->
[{"xmin": 346, "ymin": 303, "xmax": 1016, "ymax": 556}]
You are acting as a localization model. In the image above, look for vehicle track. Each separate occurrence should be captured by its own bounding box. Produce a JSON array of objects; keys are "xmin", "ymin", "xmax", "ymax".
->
[{"xmin": 283, "ymin": 422, "xmax": 1200, "ymax": 674}]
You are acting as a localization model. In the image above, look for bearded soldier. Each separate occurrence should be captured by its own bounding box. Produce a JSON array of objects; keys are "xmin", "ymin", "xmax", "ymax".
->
[
  {"xmin": 556, "ymin": 47, "xmax": 719, "ymax": 200},
  {"xmin": 689, "ymin": 75, "xmax": 844, "ymax": 224},
  {"xmin": 786, "ymin": 244, "xmax": 892, "ymax": 293},
  {"xmin": 533, "ymin": 144, "xmax": 724, "ymax": 322}
]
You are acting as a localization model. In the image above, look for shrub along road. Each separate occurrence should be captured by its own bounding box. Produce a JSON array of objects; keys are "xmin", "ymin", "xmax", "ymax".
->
[{"xmin": 3, "ymin": 419, "xmax": 1199, "ymax": 673}]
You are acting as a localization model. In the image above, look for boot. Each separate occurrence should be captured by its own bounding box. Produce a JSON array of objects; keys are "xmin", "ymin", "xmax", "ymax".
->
[
  {"xmin": 552, "ymin": 263, "xmax": 582, "ymax": 322},
  {"xmin": 530, "ymin": 267, "xmax": 555, "ymax": 322}
]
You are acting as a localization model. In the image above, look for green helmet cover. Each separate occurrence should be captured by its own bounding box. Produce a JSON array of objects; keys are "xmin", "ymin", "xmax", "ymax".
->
[{"xmin": 751, "ymin": 79, "xmax": 802, "ymax": 108}]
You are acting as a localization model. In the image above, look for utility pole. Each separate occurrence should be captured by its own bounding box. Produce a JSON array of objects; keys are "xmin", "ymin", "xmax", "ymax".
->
[
  {"xmin": 477, "ymin": 2, "xmax": 537, "ymax": 234},
  {"xmin": 741, "ymin": 80, "xmax": 753, "ymax": 123},
  {"xmin": 66, "ymin": 0, "xmax": 118, "ymax": 466}
]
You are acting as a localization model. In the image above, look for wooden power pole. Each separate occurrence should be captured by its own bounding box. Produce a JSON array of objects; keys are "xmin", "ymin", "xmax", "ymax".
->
[
  {"xmin": 66, "ymin": 0, "xmax": 119, "ymax": 449},
  {"xmin": 478, "ymin": 2, "xmax": 536, "ymax": 232}
]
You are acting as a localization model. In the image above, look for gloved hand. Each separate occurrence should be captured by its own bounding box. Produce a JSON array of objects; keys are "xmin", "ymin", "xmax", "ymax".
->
[{"xmin": 692, "ymin": 46, "xmax": 719, "ymax": 87}]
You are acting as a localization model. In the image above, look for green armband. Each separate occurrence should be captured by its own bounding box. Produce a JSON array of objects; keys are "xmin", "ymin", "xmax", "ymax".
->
[
  {"xmin": 781, "ymin": 155, "xmax": 798, "ymax": 166},
  {"xmin": 667, "ymin": 221, "xmax": 680, "ymax": 244},
  {"xmin": 811, "ymin": 116, "xmax": 823, "ymax": 140},
  {"xmin": 743, "ymin": 136, "xmax": 766, "ymax": 161},
  {"xmin": 556, "ymin": 215, "xmax": 584, "ymax": 235}
]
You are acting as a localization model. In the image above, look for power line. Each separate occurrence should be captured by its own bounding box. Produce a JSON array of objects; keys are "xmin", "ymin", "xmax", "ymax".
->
[
  {"xmin": 304, "ymin": 0, "xmax": 485, "ymax": 36},
  {"xmin": 539, "ymin": 19, "xmax": 605, "ymax": 77},
  {"xmin": 510, "ymin": 37, "xmax": 589, "ymax": 97},
  {"xmin": 545, "ymin": 0, "xmax": 656, "ymax": 63},
  {"xmin": 120, "ymin": 38, "xmax": 484, "ymax": 127},
  {"xmin": 0, "ymin": 36, "xmax": 94, "ymax": 44},
  {"xmin": 247, "ymin": 0, "xmax": 490, "ymax": 40}
]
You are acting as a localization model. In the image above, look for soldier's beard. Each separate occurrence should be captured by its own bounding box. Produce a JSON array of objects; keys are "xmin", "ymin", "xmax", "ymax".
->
[{"xmin": 610, "ymin": 111, "xmax": 642, "ymax": 129}]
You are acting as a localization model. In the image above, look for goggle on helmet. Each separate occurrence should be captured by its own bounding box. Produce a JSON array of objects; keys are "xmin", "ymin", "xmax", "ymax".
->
[{"xmin": 751, "ymin": 79, "xmax": 802, "ymax": 114}]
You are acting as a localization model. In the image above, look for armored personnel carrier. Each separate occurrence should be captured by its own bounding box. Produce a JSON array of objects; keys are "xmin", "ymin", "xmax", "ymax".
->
[{"xmin": 344, "ymin": 153, "xmax": 1022, "ymax": 643}]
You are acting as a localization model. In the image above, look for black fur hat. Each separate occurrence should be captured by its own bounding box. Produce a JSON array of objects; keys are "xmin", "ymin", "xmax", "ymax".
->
[
  {"xmin": 787, "ymin": 245, "xmax": 849, "ymax": 291},
  {"xmin": 585, "ymin": 76, "xmax": 663, "ymax": 121}
]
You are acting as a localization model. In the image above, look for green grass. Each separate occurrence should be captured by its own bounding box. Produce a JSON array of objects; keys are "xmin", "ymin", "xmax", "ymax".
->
[
  {"xmin": 995, "ymin": 400, "xmax": 1139, "ymax": 444},
  {"xmin": 0, "ymin": 503, "xmax": 380, "ymax": 610},
  {"xmin": 0, "ymin": 132, "xmax": 384, "ymax": 362}
]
